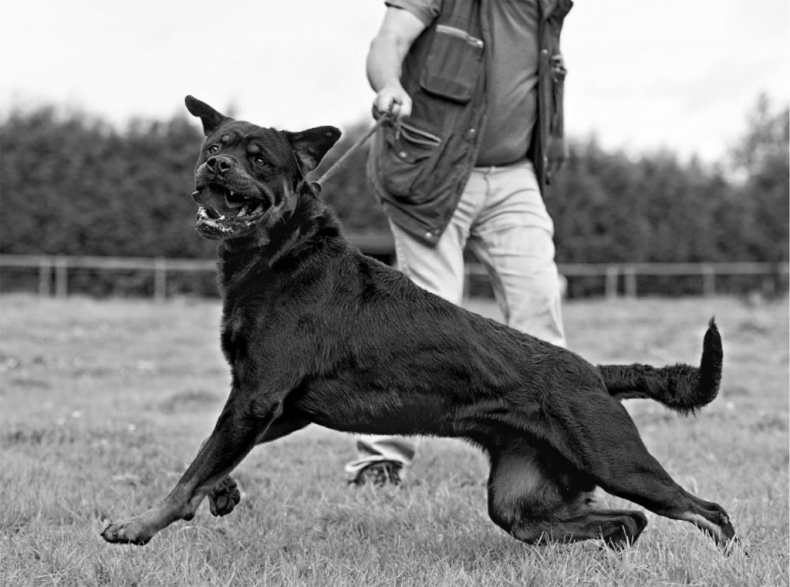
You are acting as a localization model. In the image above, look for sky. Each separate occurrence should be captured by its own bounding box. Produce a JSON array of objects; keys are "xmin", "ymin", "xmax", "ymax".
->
[{"xmin": 1, "ymin": 0, "xmax": 787, "ymax": 163}]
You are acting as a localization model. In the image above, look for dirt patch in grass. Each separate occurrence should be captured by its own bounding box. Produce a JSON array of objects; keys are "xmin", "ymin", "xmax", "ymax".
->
[{"xmin": 156, "ymin": 389, "xmax": 223, "ymax": 413}]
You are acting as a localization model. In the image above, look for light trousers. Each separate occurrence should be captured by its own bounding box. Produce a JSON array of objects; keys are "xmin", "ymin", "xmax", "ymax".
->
[{"xmin": 346, "ymin": 160, "xmax": 566, "ymax": 479}]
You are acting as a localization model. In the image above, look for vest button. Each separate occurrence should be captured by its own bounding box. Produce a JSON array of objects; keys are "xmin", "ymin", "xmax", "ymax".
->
[
  {"xmin": 465, "ymin": 128, "xmax": 477, "ymax": 140},
  {"xmin": 399, "ymin": 151, "xmax": 408, "ymax": 159}
]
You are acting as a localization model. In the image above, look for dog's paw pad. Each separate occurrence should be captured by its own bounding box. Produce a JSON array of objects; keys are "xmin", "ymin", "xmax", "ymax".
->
[
  {"xmin": 208, "ymin": 488, "xmax": 241, "ymax": 517},
  {"xmin": 208, "ymin": 477, "xmax": 242, "ymax": 517}
]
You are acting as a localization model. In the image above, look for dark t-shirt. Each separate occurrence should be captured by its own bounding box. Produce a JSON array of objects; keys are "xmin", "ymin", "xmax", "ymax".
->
[{"xmin": 386, "ymin": 0, "xmax": 540, "ymax": 166}]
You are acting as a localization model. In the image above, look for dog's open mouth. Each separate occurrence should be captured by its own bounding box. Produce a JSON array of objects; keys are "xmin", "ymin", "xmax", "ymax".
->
[{"xmin": 193, "ymin": 184, "xmax": 267, "ymax": 238}]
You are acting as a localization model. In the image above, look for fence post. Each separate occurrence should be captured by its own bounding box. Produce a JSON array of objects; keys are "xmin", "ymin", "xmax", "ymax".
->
[
  {"xmin": 778, "ymin": 262, "xmax": 790, "ymax": 292},
  {"xmin": 605, "ymin": 266, "xmax": 618, "ymax": 299},
  {"xmin": 154, "ymin": 258, "xmax": 167, "ymax": 302},
  {"xmin": 702, "ymin": 264, "xmax": 716, "ymax": 297},
  {"xmin": 55, "ymin": 257, "xmax": 68, "ymax": 298},
  {"xmin": 38, "ymin": 258, "xmax": 52, "ymax": 297},
  {"xmin": 624, "ymin": 266, "xmax": 637, "ymax": 298}
]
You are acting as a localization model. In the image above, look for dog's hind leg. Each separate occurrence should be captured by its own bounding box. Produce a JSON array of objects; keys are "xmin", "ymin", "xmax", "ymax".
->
[
  {"xmin": 485, "ymin": 436, "xmax": 648, "ymax": 549},
  {"xmin": 540, "ymin": 388, "xmax": 737, "ymax": 550}
]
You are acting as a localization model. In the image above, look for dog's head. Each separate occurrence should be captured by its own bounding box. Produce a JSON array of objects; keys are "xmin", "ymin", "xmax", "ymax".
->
[{"xmin": 185, "ymin": 95, "xmax": 340, "ymax": 240}]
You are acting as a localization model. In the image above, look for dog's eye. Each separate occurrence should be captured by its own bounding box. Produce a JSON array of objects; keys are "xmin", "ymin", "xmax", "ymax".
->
[
  {"xmin": 208, "ymin": 145, "xmax": 220, "ymax": 154},
  {"xmin": 254, "ymin": 156, "xmax": 266, "ymax": 166}
]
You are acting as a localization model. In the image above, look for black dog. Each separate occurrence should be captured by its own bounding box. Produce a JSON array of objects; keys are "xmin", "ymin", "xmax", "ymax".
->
[{"xmin": 102, "ymin": 96, "xmax": 737, "ymax": 551}]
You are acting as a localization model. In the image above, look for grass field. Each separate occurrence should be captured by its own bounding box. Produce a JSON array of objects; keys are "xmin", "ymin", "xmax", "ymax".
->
[{"xmin": 1, "ymin": 294, "xmax": 787, "ymax": 586}]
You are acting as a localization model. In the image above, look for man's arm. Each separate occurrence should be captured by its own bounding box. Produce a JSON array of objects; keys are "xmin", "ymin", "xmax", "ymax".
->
[{"xmin": 367, "ymin": 7, "xmax": 427, "ymax": 122}]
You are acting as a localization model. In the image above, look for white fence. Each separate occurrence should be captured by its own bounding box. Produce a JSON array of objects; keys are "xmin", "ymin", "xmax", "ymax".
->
[{"xmin": 1, "ymin": 254, "xmax": 786, "ymax": 301}]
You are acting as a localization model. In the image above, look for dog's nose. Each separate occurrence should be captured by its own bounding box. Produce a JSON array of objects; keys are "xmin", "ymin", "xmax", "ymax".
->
[{"xmin": 206, "ymin": 155, "xmax": 232, "ymax": 175}]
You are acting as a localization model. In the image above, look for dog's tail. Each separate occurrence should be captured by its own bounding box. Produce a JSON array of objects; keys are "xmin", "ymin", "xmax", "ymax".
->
[{"xmin": 597, "ymin": 318, "xmax": 722, "ymax": 415}]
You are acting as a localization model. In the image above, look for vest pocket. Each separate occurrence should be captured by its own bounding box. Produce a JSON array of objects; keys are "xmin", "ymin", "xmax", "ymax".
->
[
  {"xmin": 380, "ymin": 121, "xmax": 445, "ymax": 204},
  {"xmin": 419, "ymin": 24, "xmax": 484, "ymax": 104}
]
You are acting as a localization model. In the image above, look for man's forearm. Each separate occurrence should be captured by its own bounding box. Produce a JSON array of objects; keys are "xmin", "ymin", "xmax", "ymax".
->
[
  {"xmin": 366, "ymin": 8, "xmax": 425, "ymax": 121},
  {"xmin": 367, "ymin": 34, "xmax": 408, "ymax": 93}
]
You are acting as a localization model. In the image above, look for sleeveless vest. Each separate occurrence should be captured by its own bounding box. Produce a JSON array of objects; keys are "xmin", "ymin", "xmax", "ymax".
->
[{"xmin": 367, "ymin": 0, "xmax": 573, "ymax": 244}]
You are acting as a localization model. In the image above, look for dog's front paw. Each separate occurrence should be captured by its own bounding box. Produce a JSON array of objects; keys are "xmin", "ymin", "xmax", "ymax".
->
[
  {"xmin": 101, "ymin": 517, "xmax": 154, "ymax": 545},
  {"xmin": 208, "ymin": 476, "xmax": 241, "ymax": 517}
]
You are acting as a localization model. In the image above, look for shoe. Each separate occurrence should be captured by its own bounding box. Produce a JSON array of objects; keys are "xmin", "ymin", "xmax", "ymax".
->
[{"xmin": 350, "ymin": 461, "xmax": 403, "ymax": 487}]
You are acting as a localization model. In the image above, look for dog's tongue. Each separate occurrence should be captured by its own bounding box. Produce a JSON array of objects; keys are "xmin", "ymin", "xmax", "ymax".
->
[{"xmin": 192, "ymin": 185, "xmax": 228, "ymax": 210}]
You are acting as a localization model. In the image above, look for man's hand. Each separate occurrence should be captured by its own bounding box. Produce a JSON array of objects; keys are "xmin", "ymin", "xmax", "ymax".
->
[
  {"xmin": 373, "ymin": 84, "xmax": 412, "ymax": 122},
  {"xmin": 547, "ymin": 158, "xmax": 564, "ymax": 180}
]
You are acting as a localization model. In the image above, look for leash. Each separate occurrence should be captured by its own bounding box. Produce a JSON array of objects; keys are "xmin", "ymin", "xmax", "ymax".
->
[{"xmin": 314, "ymin": 114, "xmax": 392, "ymax": 188}]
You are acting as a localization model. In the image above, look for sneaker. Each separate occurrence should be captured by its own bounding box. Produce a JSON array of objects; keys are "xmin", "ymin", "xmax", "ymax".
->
[{"xmin": 350, "ymin": 461, "xmax": 403, "ymax": 487}]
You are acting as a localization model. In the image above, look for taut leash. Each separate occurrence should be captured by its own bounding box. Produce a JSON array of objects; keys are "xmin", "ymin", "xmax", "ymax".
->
[{"xmin": 314, "ymin": 114, "xmax": 391, "ymax": 188}]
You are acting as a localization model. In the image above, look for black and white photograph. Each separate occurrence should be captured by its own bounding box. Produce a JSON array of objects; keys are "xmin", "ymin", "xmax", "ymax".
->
[{"xmin": 1, "ymin": 1, "xmax": 787, "ymax": 585}]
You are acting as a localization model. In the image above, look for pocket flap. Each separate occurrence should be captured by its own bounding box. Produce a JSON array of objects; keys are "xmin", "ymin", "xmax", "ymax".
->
[
  {"xmin": 386, "ymin": 122, "xmax": 442, "ymax": 164},
  {"xmin": 419, "ymin": 25, "xmax": 484, "ymax": 104}
]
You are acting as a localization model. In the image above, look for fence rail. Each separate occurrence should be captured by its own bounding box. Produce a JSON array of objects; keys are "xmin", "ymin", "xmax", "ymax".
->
[
  {"xmin": 467, "ymin": 261, "xmax": 789, "ymax": 299},
  {"xmin": 1, "ymin": 253, "xmax": 786, "ymax": 301}
]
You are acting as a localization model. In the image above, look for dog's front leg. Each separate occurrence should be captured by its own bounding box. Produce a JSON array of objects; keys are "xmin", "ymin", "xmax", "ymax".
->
[
  {"xmin": 102, "ymin": 397, "xmax": 282, "ymax": 545},
  {"xmin": 206, "ymin": 414, "xmax": 310, "ymax": 517}
]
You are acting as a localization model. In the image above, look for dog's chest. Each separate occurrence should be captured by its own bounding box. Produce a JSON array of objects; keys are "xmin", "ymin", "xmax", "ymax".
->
[
  {"xmin": 219, "ymin": 299, "xmax": 266, "ymax": 366},
  {"xmin": 218, "ymin": 291, "xmax": 288, "ymax": 367},
  {"xmin": 220, "ymin": 311, "xmax": 245, "ymax": 366}
]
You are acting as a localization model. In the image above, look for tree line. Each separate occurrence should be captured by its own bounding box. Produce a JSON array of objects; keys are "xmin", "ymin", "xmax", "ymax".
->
[{"xmin": 0, "ymin": 95, "xmax": 787, "ymax": 295}]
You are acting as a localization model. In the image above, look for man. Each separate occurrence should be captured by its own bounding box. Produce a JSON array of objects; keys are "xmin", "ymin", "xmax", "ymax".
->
[{"xmin": 347, "ymin": 0, "xmax": 573, "ymax": 486}]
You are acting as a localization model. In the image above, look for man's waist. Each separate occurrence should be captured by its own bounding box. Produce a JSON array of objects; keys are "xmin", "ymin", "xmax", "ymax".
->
[
  {"xmin": 473, "ymin": 158, "xmax": 535, "ymax": 174},
  {"xmin": 474, "ymin": 153, "xmax": 532, "ymax": 170}
]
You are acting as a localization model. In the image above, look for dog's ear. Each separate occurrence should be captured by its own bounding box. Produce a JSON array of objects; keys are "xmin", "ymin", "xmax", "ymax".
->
[
  {"xmin": 185, "ymin": 95, "xmax": 231, "ymax": 135},
  {"xmin": 285, "ymin": 127, "xmax": 342, "ymax": 174}
]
